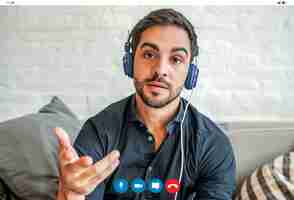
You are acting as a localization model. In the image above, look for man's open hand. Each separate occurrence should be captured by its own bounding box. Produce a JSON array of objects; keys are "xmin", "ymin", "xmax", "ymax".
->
[{"xmin": 54, "ymin": 127, "xmax": 120, "ymax": 199}]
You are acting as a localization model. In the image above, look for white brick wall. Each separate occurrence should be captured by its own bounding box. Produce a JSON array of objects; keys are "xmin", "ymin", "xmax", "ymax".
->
[{"xmin": 0, "ymin": 6, "xmax": 293, "ymax": 122}]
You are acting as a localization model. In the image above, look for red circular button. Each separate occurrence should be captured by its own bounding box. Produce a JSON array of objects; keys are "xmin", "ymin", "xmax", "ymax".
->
[{"xmin": 165, "ymin": 179, "xmax": 180, "ymax": 193}]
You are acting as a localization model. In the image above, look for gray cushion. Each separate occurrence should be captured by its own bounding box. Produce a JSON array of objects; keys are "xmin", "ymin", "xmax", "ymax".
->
[{"xmin": 0, "ymin": 96, "xmax": 82, "ymax": 200}]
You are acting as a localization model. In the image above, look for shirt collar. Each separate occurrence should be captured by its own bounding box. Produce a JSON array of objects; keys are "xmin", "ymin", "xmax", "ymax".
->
[{"xmin": 127, "ymin": 95, "xmax": 186, "ymax": 135}]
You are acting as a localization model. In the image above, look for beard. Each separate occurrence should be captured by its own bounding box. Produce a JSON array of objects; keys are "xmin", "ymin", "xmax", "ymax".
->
[{"xmin": 134, "ymin": 73, "xmax": 183, "ymax": 108}]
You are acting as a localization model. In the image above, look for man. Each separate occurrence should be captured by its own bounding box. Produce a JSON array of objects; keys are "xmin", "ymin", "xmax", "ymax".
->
[{"xmin": 55, "ymin": 8, "xmax": 236, "ymax": 200}]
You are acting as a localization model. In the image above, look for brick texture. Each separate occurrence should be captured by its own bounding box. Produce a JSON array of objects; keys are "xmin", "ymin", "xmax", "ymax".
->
[{"xmin": 0, "ymin": 6, "xmax": 293, "ymax": 122}]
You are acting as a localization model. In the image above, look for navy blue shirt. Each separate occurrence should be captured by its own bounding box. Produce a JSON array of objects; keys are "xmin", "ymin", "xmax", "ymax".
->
[{"xmin": 74, "ymin": 94, "xmax": 236, "ymax": 200}]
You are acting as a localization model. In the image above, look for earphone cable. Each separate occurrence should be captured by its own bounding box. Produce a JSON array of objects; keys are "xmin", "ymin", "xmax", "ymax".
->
[{"xmin": 174, "ymin": 85, "xmax": 195, "ymax": 200}]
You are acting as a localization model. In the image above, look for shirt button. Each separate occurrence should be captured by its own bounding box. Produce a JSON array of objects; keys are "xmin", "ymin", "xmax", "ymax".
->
[
  {"xmin": 147, "ymin": 136, "xmax": 153, "ymax": 142},
  {"xmin": 148, "ymin": 166, "xmax": 152, "ymax": 172}
]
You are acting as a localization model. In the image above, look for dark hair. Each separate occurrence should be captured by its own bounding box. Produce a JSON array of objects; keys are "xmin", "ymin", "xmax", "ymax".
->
[{"xmin": 128, "ymin": 8, "xmax": 199, "ymax": 62}]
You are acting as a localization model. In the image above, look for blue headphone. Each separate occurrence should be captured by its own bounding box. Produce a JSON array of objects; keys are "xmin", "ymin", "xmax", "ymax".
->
[{"xmin": 123, "ymin": 37, "xmax": 199, "ymax": 90}]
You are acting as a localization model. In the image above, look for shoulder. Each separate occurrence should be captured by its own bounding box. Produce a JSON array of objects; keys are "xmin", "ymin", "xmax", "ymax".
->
[
  {"xmin": 88, "ymin": 94, "xmax": 133, "ymax": 128},
  {"xmin": 179, "ymin": 98, "xmax": 229, "ymax": 145},
  {"xmin": 74, "ymin": 95, "xmax": 133, "ymax": 158},
  {"xmin": 186, "ymin": 103, "xmax": 232, "ymax": 159},
  {"xmin": 188, "ymin": 103, "xmax": 230, "ymax": 146},
  {"xmin": 187, "ymin": 105, "xmax": 235, "ymax": 177}
]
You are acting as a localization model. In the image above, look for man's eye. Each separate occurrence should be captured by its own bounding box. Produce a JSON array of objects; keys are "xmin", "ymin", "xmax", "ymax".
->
[
  {"xmin": 171, "ymin": 57, "xmax": 183, "ymax": 65},
  {"xmin": 143, "ymin": 52, "xmax": 155, "ymax": 59}
]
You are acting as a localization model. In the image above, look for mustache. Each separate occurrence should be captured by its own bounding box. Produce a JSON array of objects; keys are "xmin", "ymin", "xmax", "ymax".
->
[{"xmin": 143, "ymin": 72, "xmax": 170, "ymax": 87}]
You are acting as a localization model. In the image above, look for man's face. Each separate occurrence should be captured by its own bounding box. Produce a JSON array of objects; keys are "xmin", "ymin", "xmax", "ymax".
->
[{"xmin": 133, "ymin": 25, "xmax": 192, "ymax": 108}]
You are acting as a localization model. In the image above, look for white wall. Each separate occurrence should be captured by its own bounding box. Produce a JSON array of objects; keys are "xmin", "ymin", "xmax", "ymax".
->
[{"xmin": 0, "ymin": 6, "xmax": 293, "ymax": 122}]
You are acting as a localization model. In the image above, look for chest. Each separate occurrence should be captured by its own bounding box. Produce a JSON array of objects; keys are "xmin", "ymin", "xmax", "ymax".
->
[
  {"xmin": 151, "ymin": 128, "xmax": 167, "ymax": 151},
  {"xmin": 103, "ymin": 129, "xmax": 198, "ymax": 200}
]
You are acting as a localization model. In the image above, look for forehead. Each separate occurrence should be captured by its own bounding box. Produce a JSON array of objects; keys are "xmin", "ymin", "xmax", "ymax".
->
[{"xmin": 138, "ymin": 25, "xmax": 191, "ymax": 53}]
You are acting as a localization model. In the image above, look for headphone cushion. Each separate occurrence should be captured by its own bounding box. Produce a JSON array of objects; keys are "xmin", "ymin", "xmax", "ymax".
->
[
  {"xmin": 184, "ymin": 64, "xmax": 199, "ymax": 90},
  {"xmin": 123, "ymin": 52, "xmax": 133, "ymax": 78}
]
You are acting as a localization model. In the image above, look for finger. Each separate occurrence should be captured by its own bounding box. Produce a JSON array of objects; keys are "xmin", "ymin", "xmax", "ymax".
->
[
  {"xmin": 61, "ymin": 156, "xmax": 94, "ymax": 189},
  {"xmin": 88, "ymin": 159, "xmax": 120, "ymax": 186},
  {"xmin": 54, "ymin": 127, "xmax": 72, "ymax": 150},
  {"xmin": 76, "ymin": 150, "xmax": 120, "ymax": 183},
  {"xmin": 62, "ymin": 151, "xmax": 120, "ymax": 194},
  {"xmin": 64, "ymin": 156, "xmax": 93, "ymax": 174},
  {"xmin": 59, "ymin": 146, "xmax": 80, "ymax": 168},
  {"xmin": 76, "ymin": 156, "xmax": 93, "ymax": 166},
  {"xmin": 71, "ymin": 160, "xmax": 120, "ymax": 195}
]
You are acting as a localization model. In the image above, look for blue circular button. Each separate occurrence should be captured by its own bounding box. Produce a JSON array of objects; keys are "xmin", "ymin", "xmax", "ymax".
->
[
  {"xmin": 147, "ymin": 178, "xmax": 163, "ymax": 193},
  {"xmin": 131, "ymin": 178, "xmax": 145, "ymax": 193},
  {"xmin": 113, "ymin": 178, "xmax": 128, "ymax": 193}
]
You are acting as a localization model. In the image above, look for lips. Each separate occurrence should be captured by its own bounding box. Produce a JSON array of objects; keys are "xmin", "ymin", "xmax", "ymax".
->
[{"xmin": 147, "ymin": 81, "xmax": 168, "ymax": 89}]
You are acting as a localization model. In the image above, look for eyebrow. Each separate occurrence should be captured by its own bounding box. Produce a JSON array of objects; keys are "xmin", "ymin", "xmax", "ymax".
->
[
  {"xmin": 140, "ymin": 42, "xmax": 189, "ymax": 56},
  {"xmin": 171, "ymin": 47, "xmax": 188, "ymax": 56},
  {"xmin": 140, "ymin": 42, "xmax": 159, "ymax": 51}
]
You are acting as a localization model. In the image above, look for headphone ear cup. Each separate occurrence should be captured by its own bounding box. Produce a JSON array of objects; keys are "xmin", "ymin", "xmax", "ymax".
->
[
  {"xmin": 123, "ymin": 41, "xmax": 133, "ymax": 78},
  {"xmin": 123, "ymin": 52, "xmax": 133, "ymax": 78},
  {"xmin": 184, "ymin": 63, "xmax": 199, "ymax": 90}
]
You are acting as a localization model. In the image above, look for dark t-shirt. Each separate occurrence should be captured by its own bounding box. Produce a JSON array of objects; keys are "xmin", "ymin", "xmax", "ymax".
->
[{"xmin": 74, "ymin": 94, "xmax": 236, "ymax": 200}]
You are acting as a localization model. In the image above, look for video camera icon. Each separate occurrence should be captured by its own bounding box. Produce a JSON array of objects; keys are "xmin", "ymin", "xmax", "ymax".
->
[{"xmin": 131, "ymin": 178, "xmax": 145, "ymax": 193}]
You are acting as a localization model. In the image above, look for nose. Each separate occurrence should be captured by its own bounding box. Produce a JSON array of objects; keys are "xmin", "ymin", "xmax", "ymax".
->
[{"xmin": 154, "ymin": 56, "xmax": 169, "ymax": 77}]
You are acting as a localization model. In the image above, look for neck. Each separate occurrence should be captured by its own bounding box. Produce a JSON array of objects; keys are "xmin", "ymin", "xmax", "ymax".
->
[{"xmin": 135, "ymin": 94, "xmax": 180, "ymax": 132}]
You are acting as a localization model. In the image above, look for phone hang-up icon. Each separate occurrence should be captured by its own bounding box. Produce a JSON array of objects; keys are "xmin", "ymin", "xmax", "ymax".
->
[{"xmin": 165, "ymin": 179, "xmax": 180, "ymax": 193}]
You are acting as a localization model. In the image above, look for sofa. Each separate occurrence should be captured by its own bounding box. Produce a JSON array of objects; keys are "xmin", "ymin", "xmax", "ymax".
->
[
  {"xmin": 226, "ymin": 122, "xmax": 294, "ymax": 184},
  {"xmin": 227, "ymin": 122, "xmax": 294, "ymax": 199},
  {"xmin": 1, "ymin": 97, "xmax": 293, "ymax": 199}
]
